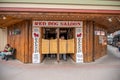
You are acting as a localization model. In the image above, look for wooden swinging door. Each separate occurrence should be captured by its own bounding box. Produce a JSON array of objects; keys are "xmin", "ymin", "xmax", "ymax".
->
[{"xmin": 41, "ymin": 27, "xmax": 75, "ymax": 62}]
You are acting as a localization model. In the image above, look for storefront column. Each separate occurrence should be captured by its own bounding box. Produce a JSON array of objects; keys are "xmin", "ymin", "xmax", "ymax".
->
[
  {"xmin": 57, "ymin": 28, "xmax": 60, "ymax": 62},
  {"xmin": 24, "ymin": 20, "xmax": 30, "ymax": 63},
  {"xmin": 28, "ymin": 20, "xmax": 33, "ymax": 63},
  {"xmin": 83, "ymin": 21, "xmax": 94, "ymax": 62}
]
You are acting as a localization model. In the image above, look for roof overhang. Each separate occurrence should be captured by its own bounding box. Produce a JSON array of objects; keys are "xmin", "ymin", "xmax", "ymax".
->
[{"xmin": 0, "ymin": 3, "xmax": 120, "ymax": 33}]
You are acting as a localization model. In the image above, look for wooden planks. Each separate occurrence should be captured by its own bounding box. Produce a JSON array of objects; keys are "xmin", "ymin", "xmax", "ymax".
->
[
  {"xmin": 50, "ymin": 39, "xmax": 58, "ymax": 54},
  {"xmin": 59, "ymin": 39, "xmax": 67, "ymax": 54},
  {"xmin": 42, "ymin": 39, "xmax": 49, "ymax": 54},
  {"xmin": 41, "ymin": 39, "xmax": 74, "ymax": 54},
  {"xmin": 83, "ymin": 21, "xmax": 94, "ymax": 62},
  {"xmin": 28, "ymin": 20, "xmax": 33, "ymax": 63},
  {"xmin": 24, "ymin": 21, "xmax": 29, "ymax": 63},
  {"xmin": 83, "ymin": 21, "xmax": 87, "ymax": 62},
  {"xmin": 94, "ymin": 24, "xmax": 107, "ymax": 60},
  {"xmin": 83, "ymin": 21, "xmax": 107, "ymax": 62},
  {"xmin": 70, "ymin": 28, "xmax": 76, "ymax": 61},
  {"xmin": 7, "ymin": 20, "xmax": 30, "ymax": 63},
  {"xmin": 7, "ymin": 19, "xmax": 107, "ymax": 63},
  {"xmin": 67, "ymin": 39, "xmax": 74, "ymax": 53}
]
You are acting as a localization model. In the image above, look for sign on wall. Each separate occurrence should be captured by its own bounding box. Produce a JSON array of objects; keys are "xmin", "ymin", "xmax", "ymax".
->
[
  {"xmin": 95, "ymin": 30, "xmax": 105, "ymax": 36},
  {"xmin": 99, "ymin": 36, "xmax": 107, "ymax": 45},
  {"xmin": 33, "ymin": 21, "xmax": 83, "ymax": 27},
  {"xmin": 32, "ymin": 28, "xmax": 40, "ymax": 63},
  {"xmin": 76, "ymin": 28, "xmax": 83, "ymax": 63}
]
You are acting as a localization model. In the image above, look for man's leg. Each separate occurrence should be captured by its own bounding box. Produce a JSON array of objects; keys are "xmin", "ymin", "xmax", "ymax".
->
[
  {"xmin": 63, "ymin": 54, "xmax": 67, "ymax": 61},
  {"xmin": 1, "ymin": 52, "xmax": 6, "ymax": 60}
]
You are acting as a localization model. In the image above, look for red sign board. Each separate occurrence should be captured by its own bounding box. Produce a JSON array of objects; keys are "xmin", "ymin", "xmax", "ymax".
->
[{"xmin": 33, "ymin": 21, "xmax": 83, "ymax": 27}]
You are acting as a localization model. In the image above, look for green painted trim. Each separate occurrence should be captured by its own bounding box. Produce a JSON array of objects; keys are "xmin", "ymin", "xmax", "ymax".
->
[{"xmin": 0, "ymin": 0, "xmax": 120, "ymax": 6}]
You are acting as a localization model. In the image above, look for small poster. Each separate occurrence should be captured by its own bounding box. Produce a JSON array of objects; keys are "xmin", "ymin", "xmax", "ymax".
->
[
  {"xmin": 76, "ymin": 28, "xmax": 83, "ymax": 63},
  {"xmin": 76, "ymin": 53, "xmax": 83, "ymax": 63},
  {"xmin": 99, "ymin": 36, "xmax": 103, "ymax": 44},
  {"xmin": 32, "ymin": 28, "xmax": 40, "ymax": 38},
  {"xmin": 99, "ymin": 36, "xmax": 107, "ymax": 45},
  {"xmin": 101, "ymin": 31, "xmax": 105, "ymax": 36},
  {"xmin": 95, "ymin": 31, "xmax": 100, "ymax": 35},
  {"xmin": 32, "ymin": 53, "xmax": 40, "ymax": 63},
  {"xmin": 32, "ymin": 28, "xmax": 40, "ymax": 63},
  {"xmin": 76, "ymin": 28, "xmax": 83, "ymax": 38},
  {"xmin": 102, "ymin": 36, "xmax": 107, "ymax": 45}
]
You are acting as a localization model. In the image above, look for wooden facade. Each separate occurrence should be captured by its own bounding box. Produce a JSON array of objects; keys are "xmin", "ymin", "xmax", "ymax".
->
[
  {"xmin": 83, "ymin": 21, "xmax": 94, "ymax": 62},
  {"xmin": 0, "ymin": 0, "xmax": 119, "ymax": 64},
  {"xmin": 94, "ymin": 23, "xmax": 107, "ymax": 60},
  {"xmin": 6, "ymin": 18, "xmax": 107, "ymax": 63},
  {"xmin": 7, "ymin": 20, "xmax": 32, "ymax": 63}
]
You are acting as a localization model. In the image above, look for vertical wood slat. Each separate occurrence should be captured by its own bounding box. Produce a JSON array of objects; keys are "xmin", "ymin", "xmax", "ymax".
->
[
  {"xmin": 86, "ymin": 21, "xmax": 90, "ymax": 62},
  {"xmin": 31, "ymin": 23, "xmax": 33, "ymax": 63},
  {"xmin": 70, "ymin": 28, "xmax": 76, "ymax": 61},
  {"xmin": 83, "ymin": 21, "xmax": 87, "ymax": 62},
  {"xmin": 74, "ymin": 28, "xmax": 76, "ymax": 61},
  {"xmin": 24, "ymin": 20, "xmax": 29, "ymax": 63},
  {"xmin": 21, "ymin": 22, "xmax": 25, "ymax": 62},
  {"xmin": 89, "ymin": 21, "xmax": 94, "ymax": 62},
  {"xmin": 57, "ymin": 28, "xmax": 60, "ymax": 62},
  {"xmin": 28, "ymin": 20, "xmax": 32, "ymax": 63},
  {"xmin": 40, "ymin": 27, "xmax": 42, "ymax": 62},
  {"xmin": 40, "ymin": 27, "xmax": 44, "ymax": 62},
  {"xmin": 85, "ymin": 21, "xmax": 89, "ymax": 62}
]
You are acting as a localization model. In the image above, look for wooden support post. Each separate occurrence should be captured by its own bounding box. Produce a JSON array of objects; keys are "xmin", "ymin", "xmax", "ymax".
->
[
  {"xmin": 57, "ymin": 28, "xmax": 60, "ymax": 62},
  {"xmin": 28, "ymin": 20, "xmax": 32, "ymax": 63},
  {"xmin": 92, "ymin": 21, "xmax": 95, "ymax": 61},
  {"xmin": 83, "ymin": 21, "xmax": 94, "ymax": 62},
  {"xmin": 24, "ymin": 20, "xmax": 29, "ymax": 63},
  {"xmin": 83, "ymin": 21, "xmax": 87, "ymax": 62}
]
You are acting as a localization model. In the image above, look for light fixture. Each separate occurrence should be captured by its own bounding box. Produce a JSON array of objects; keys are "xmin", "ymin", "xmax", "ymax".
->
[
  {"xmin": 0, "ymin": 15, "xmax": 6, "ymax": 20},
  {"xmin": 108, "ymin": 18, "xmax": 112, "ymax": 22},
  {"xmin": 3, "ymin": 16, "xmax": 6, "ymax": 20}
]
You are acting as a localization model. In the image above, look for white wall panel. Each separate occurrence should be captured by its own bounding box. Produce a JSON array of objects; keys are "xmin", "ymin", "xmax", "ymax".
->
[{"xmin": 0, "ymin": 29, "xmax": 7, "ymax": 51}]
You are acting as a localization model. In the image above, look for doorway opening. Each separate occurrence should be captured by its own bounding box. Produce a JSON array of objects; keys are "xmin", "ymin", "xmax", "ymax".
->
[{"xmin": 41, "ymin": 27, "xmax": 75, "ymax": 63}]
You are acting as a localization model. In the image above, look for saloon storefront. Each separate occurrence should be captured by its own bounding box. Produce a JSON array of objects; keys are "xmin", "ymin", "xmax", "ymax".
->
[
  {"xmin": 32, "ymin": 21, "xmax": 83, "ymax": 63},
  {"xmin": 0, "ymin": 0, "xmax": 120, "ymax": 64},
  {"xmin": 7, "ymin": 19, "xmax": 107, "ymax": 63}
]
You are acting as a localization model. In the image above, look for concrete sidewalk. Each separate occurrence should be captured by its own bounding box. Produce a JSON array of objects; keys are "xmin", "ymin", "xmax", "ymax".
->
[{"xmin": 0, "ymin": 45, "xmax": 120, "ymax": 80}]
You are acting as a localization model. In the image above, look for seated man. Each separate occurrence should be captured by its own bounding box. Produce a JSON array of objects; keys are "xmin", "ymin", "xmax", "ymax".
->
[{"xmin": 0, "ymin": 44, "xmax": 12, "ymax": 60}]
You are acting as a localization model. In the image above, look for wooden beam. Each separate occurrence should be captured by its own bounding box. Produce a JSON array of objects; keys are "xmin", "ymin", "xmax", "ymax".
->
[{"xmin": 0, "ymin": 19, "xmax": 23, "ymax": 28}]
